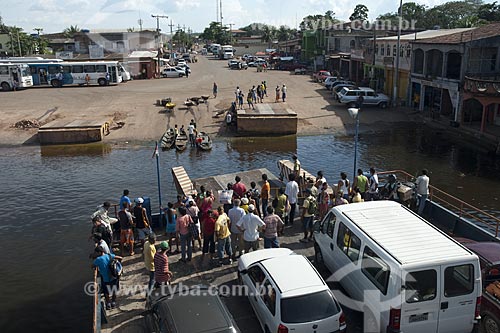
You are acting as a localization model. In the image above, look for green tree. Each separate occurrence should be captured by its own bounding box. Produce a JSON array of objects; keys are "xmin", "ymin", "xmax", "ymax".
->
[
  {"xmin": 63, "ymin": 25, "xmax": 80, "ymax": 38},
  {"xmin": 199, "ymin": 21, "xmax": 230, "ymax": 44},
  {"xmin": 350, "ymin": 4, "xmax": 369, "ymax": 22},
  {"xmin": 424, "ymin": 0, "xmax": 483, "ymax": 28},
  {"xmin": 477, "ymin": 1, "xmax": 500, "ymax": 21},
  {"xmin": 300, "ymin": 11, "xmax": 340, "ymax": 30},
  {"xmin": 261, "ymin": 25, "xmax": 277, "ymax": 48}
]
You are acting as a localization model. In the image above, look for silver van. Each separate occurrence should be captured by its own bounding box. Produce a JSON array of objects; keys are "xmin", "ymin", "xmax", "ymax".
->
[{"xmin": 336, "ymin": 87, "xmax": 389, "ymax": 108}]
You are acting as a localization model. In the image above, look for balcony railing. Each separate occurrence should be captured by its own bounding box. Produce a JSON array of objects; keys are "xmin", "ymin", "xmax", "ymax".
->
[{"xmin": 464, "ymin": 75, "xmax": 500, "ymax": 95}]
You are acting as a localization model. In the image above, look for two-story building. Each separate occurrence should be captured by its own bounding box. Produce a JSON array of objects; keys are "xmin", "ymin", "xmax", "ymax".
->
[
  {"xmin": 410, "ymin": 23, "xmax": 500, "ymax": 136},
  {"xmin": 369, "ymin": 28, "xmax": 472, "ymax": 104}
]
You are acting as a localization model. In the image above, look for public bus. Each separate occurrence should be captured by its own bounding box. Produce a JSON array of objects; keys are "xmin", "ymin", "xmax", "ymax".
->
[
  {"xmin": 0, "ymin": 63, "xmax": 33, "ymax": 91},
  {"xmin": 27, "ymin": 61, "xmax": 124, "ymax": 87}
]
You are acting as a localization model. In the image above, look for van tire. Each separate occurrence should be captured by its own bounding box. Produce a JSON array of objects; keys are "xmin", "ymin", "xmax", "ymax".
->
[
  {"xmin": 1, "ymin": 82, "xmax": 11, "ymax": 91},
  {"xmin": 348, "ymin": 102, "xmax": 357, "ymax": 108},
  {"xmin": 379, "ymin": 102, "xmax": 388, "ymax": 109},
  {"xmin": 98, "ymin": 78, "xmax": 107, "ymax": 86},
  {"xmin": 314, "ymin": 244, "xmax": 325, "ymax": 270},
  {"xmin": 482, "ymin": 313, "xmax": 500, "ymax": 333}
]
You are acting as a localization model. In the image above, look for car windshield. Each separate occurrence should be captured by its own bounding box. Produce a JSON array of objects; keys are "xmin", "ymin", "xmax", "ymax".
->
[{"xmin": 280, "ymin": 290, "xmax": 339, "ymax": 323}]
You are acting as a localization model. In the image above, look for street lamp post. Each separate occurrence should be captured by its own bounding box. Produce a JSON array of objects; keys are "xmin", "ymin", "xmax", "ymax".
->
[
  {"xmin": 348, "ymin": 96, "xmax": 363, "ymax": 181},
  {"xmin": 152, "ymin": 14, "xmax": 168, "ymax": 77}
]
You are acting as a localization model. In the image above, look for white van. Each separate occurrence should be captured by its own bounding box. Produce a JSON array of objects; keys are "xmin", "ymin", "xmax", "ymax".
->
[{"xmin": 313, "ymin": 200, "xmax": 481, "ymax": 333}]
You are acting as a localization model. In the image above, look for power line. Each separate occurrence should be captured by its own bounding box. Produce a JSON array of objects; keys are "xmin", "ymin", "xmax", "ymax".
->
[{"xmin": 151, "ymin": 14, "xmax": 168, "ymax": 77}]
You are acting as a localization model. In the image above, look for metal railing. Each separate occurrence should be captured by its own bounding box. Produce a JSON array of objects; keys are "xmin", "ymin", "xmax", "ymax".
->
[
  {"xmin": 379, "ymin": 170, "xmax": 500, "ymax": 237},
  {"xmin": 92, "ymin": 268, "xmax": 101, "ymax": 333}
]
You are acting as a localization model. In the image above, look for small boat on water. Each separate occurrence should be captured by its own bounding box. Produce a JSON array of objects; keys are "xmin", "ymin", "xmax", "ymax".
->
[
  {"xmin": 175, "ymin": 131, "xmax": 188, "ymax": 151},
  {"xmin": 196, "ymin": 132, "xmax": 212, "ymax": 151},
  {"xmin": 160, "ymin": 128, "xmax": 175, "ymax": 150}
]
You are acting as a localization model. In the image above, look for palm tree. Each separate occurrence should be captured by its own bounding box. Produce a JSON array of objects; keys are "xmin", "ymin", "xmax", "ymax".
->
[
  {"xmin": 63, "ymin": 25, "xmax": 80, "ymax": 38},
  {"xmin": 260, "ymin": 25, "xmax": 276, "ymax": 49}
]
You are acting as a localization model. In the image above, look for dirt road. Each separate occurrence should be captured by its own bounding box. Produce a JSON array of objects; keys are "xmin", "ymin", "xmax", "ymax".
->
[{"xmin": 0, "ymin": 55, "xmax": 412, "ymax": 146}]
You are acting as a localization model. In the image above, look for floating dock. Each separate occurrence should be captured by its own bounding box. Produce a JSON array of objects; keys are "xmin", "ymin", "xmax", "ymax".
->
[
  {"xmin": 237, "ymin": 103, "xmax": 297, "ymax": 135},
  {"xmin": 38, "ymin": 118, "xmax": 111, "ymax": 145}
]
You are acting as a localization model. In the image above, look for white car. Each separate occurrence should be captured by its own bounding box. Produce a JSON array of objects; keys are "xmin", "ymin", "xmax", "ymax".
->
[
  {"xmin": 176, "ymin": 59, "xmax": 187, "ymax": 66},
  {"xmin": 161, "ymin": 67, "xmax": 184, "ymax": 78},
  {"xmin": 238, "ymin": 248, "xmax": 346, "ymax": 333}
]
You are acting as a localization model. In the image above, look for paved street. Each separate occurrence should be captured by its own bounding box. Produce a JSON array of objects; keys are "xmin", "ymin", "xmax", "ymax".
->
[{"xmin": 0, "ymin": 54, "xmax": 412, "ymax": 146}]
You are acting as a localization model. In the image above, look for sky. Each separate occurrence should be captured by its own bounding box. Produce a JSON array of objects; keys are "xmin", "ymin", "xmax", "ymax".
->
[{"xmin": 0, "ymin": 0, "xmax": 485, "ymax": 35}]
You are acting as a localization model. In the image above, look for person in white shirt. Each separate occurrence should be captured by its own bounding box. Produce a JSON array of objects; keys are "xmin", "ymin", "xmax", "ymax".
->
[
  {"xmin": 228, "ymin": 199, "xmax": 246, "ymax": 258},
  {"xmin": 93, "ymin": 232, "xmax": 110, "ymax": 254},
  {"xmin": 285, "ymin": 173, "xmax": 299, "ymax": 225},
  {"xmin": 416, "ymin": 169, "xmax": 430, "ymax": 215},
  {"xmin": 236, "ymin": 204, "xmax": 265, "ymax": 253},
  {"xmin": 188, "ymin": 123, "xmax": 196, "ymax": 147},
  {"xmin": 367, "ymin": 167, "xmax": 379, "ymax": 201}
]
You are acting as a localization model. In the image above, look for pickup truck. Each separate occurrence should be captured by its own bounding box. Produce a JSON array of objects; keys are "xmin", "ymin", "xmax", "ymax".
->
[
  {"xmin": 460, "ymin": 240, "xmax": 500, "ymax": 333},
  {"xmin": 312, "ymin": 70, "xmax": 331, "ymax": 82}
]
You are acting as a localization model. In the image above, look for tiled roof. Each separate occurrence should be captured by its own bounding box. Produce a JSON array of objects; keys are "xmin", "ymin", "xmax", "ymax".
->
[
  {"xmin": 377, "ymin": 28, "xmax": 473, "ymax": 41},
  {"xmin": 412, "ymin": 22, "xmax": 500, "ymax": 44}
]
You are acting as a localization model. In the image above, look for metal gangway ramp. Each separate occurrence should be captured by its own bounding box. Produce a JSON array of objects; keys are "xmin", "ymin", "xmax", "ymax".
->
[{"xmin": 171, "ymin": 166, "xmax": 196, "ymax": 197}]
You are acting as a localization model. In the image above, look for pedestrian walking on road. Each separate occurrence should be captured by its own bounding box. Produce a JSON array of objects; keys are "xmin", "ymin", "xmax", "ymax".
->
[
  {"xmin": 282, "ymin": 84, "xmax": 287, "ymax": 102},
  {"xmin": 213, "ymin": 82, "xmax": 218, "ymax": 98},
  {"xmin": 238, "ymin": 91, "xmax": 244, "ymax": 109},
  {"xmin": 275, "ymin": 85, "xmax": 280, "ymax": 102},
  {"xmin": 247, "ymin": 90, "xmax": 255, "ymax": 110},
  {"xmin": 185, "ymin": 67, "xmax": 189, "ymax": 78}
]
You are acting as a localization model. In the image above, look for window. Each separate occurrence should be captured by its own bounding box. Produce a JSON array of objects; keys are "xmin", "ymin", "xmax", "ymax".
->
[
  {"xmin": 320, "ymin": 212, "xmax": 336, "ymax": 238},
  {"xmin": 375, "ymin": 44, "xmax": 379, "ymax": 55},
  {"xmin": 366, "ymin": 91, "xmax": 376, "ymax": 97},
  {"xmin": 400, "ymin": 46, "xmax": 404, "ymax": 57},
  {"xmin": 0, "ymin": 65, "xmax": 8, "ymax": 75},
  {"xmin": 248, "ymin": 265, "xmax": 266, "ymax": 288},
  {"xmin": 406, "ymin": 45, "xmax": 411, "ymax": 57},
  {"xmin": 336, "ymin": 222, "xmax": 361, "ymax": 263},
  {"xmin": 362, "ymin": 247, "xmax": 390, "ymax": 295},
  {"xmin": 386, "ymin": 45, "xmax": 390, "ymax": 56},
  {"xmin": 96, "ymin": 65, "xmax": 107, "ymax": 73},
  {"xmin": 405, "ymin": 270, "xmax": 437, "ymax": 303},
  {"xmin": 62, "ymin": 66, "xmax": 72, "ymax": 74},
  {"xmin": 72, "ymin": 65, "xmax": 83, "ymax": 73},
  {"xmin": 30, "ymin": 67, "xmax": 37, "ymax": 75},
  {"xmin": 350, "ymin": 40, "xmax": 356, "ymax": 49},
  {"xmin": 281, "ymin": 290, "xmax": 339, "ymax": 323},
  {"xmin": 381, "ymin": 44, "xmax": 385, "ymax": 56},
  {"xmin": 48, "ymin": 65, "xmax": 60, "ymax": 74},
  {"xmin": 444, "ymin": 264, "xmax": 474, "ymax": 297},
  {"xmin": 346, "ymin": 91, "xmax": 356, "ymax": 96},
  {"xmin": 393, "ymin": 45, "xmax": 397, "ymax": 56},
  {"xmin": 84, "ymin": 65, "xmax": 96, "ymax": 73},
  {"xmin": 261, "ymin": 280, "xmax": 276, "ymax": 316}
]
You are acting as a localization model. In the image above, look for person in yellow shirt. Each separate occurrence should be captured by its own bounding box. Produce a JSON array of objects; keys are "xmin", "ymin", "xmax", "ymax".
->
[
  {"xmin": 261, "ymin": 174, "xmax": 271, "ymax": 217},
  {"xmin": 214, "ymin": 206, "xmax": 233, "ymax": 265},
  {"xmin": 143, "ymin": 233, "xmax": 156, "ymax": 290}
]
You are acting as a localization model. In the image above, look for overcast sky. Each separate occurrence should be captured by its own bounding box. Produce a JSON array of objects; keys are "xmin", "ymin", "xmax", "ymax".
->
[{"xmin": 0, "ymin": 0, "xmax": 488, "ymax": 34}]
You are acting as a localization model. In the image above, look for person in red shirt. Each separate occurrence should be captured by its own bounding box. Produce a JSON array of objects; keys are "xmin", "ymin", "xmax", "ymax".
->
[
  {"xmin": 154, "ymin": 241, "xmax": 173, "ymax": 287},
  {"xmin": 202, "ymin": 210, "xmax": 217, "ymax": 256},
  {"xmin": 232, "ymin": 175, "xmax": 247, "ymax": 199}
]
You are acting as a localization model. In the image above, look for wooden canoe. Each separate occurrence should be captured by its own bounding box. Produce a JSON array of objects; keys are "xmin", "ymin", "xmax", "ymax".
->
[
  {"xmin": 196, "ymin": 132, "xmax": 212, "ymax": 151},
  {"xmin": 175, "ymin": 132, "xmax": 188, "ymax": 151},
  {"xmin": 160, "ymin": 128, "xmax": 175, "ymax": 150}
]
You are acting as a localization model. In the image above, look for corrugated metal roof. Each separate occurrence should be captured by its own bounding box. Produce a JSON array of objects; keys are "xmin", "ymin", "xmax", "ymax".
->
[
  {"xmin": 336, "ymin": 201, "xmax": 473, "ymax": 265},
  {"xmin": 376, "ymin": 28, "xmax": 474, "ymax": 41},
  {"xmin": 128, "ymin": 50, "xmax": 158, "ymax": 58},
  {"xmin": 413, "ymin": 22, "xmax": 500, "ymax": 44}
]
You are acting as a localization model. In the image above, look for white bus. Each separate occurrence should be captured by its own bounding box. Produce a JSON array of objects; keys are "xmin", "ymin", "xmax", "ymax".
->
[
  {"xmin": 0, "ymin": 63, "xmax": 33, "ymax": 91},
  {"xmin": 27, "ymin": 61, "xmax": 123, "ymax": 87},
  {"xmin": 221, "ymin": 45, "xmax": 234, "ymax": 59}
]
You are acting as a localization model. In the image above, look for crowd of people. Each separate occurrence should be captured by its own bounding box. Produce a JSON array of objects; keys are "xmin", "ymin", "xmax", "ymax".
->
[{"xmin": 88, "ymin": 159, "xmax": 430, "ymax": 308}]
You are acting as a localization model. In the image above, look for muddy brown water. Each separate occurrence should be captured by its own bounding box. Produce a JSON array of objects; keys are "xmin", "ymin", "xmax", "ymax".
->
[{"xmin": 1, "ymin": 124, "xmax": 499, "ymax": 332}]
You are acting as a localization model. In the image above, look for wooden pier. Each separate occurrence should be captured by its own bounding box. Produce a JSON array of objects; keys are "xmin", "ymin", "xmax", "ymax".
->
[
  {"xmin": 38, "ymin": 118, "xmax": 111, "ymax": 145},
  {"xmin": 171, "ymin": 166, "xmax": 197, "ymax": 198},
  {"xmin": 236, "ymin": 103, "xmax": 297, "ymax": 136}
]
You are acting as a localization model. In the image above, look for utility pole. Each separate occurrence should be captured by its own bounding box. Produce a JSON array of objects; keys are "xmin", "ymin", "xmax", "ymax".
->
[
  {"xmin": 169, "ymin": 20, "xmax": 174, "ymax": 63},
  {"xmin": 216, "ymin": 0, "xmax": 219, "ymax": 24},
  {"xmin": 8, "ymin": 32, "xmax": 14, "ymax": 56},
  {"xmin": 151, "ymin": 14, "xmax": 168, "ymax": 77},
  {"xmin": 392, "ymin": 0, "xmax": 403, "ymax": 107},
  {"xmin": 17, "ymin": 31, "xmax": 22, "ymax": 57},
  {"xmin": 220, "ymin": 0, "xmax": 223, "ymax": 29},
  {"xmin": 228, "ymin": 23, "xmax": 234, "ymax": 45}
]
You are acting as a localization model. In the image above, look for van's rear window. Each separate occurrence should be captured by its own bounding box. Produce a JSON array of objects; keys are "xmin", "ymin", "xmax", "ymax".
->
[{"xmin": 280, "ymin": 290, "xmax": 339, "ymax": 323}]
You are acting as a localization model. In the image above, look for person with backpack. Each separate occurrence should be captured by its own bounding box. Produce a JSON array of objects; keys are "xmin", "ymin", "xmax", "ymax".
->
[
  {"xmin": 300, "ymin": 188, "xmax": 317, "ymax": 243},
  {"xmin": 92, "ymin": 246, "xmax": 122, "ymax": 310}
]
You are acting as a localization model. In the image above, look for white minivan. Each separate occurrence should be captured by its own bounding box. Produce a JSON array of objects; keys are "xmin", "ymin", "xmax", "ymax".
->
[{"xmin": 314, "ymin": 200, "xmax": 481, "ymax": 333}]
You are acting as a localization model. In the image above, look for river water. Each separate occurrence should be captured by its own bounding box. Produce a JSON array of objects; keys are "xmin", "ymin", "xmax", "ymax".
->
[{"xmin": 1, "ymin": 124, "xmax": 499, "ymax": 332}]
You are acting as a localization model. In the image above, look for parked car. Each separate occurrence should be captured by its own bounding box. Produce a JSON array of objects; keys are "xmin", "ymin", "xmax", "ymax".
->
[
  {"xmin": 162, "ymin": 67, "xmax": 184, "ymax": 78},
  {"xmin": 229, "ymin": 61, "xmax": 248, "ymax": 70},
  {"xmin": 327, "ymin": 79, "xmax": 355, "ymax": 91},
  {"xmin": 323, "ymin": 77, "xmax": 339, "ymax": 89},
  {"xmin": 457, "ymin": 240, "xmax": 500, "ymax": 333},
  {"xmin": 242, "ymin": 54, "xmax": 252, "ymax": 61},
  {"xmin": 238, "ymin": 248, "xmax": 346, "ymax": 333},
  {"xmin": 175, "ymin": 64, "xmax": 191, "ymax": 74},
  {"xmin": 294, "ymin": 67, "xmax": 307, "ymax": 74},
  {"xmin": 176, "ymin": 59, "xmax": 187, "ymax": 66},
  {"xmin": 182, "ymin": 53, "xmax": 192, "ymax": 63},
  {"xmin": 248, "ymin": 58, "xmax": 266, "ymax": 67},
  {"xmin": 336, "ymin": 86, "xmax": 390, "ymax": 108},
  {"xmin": 332, "ymin": 84, "xmax": 356, "ymax": 100},
  {"xmin": 313, "ymin": 70, "xmax": 331, "ymax": 82},
  {"xmin": 145, "ymin": 285, "xmax": 240, "ymax": 333}
]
